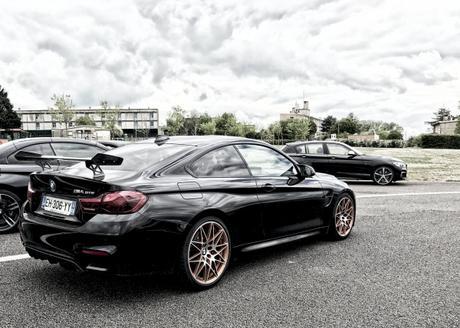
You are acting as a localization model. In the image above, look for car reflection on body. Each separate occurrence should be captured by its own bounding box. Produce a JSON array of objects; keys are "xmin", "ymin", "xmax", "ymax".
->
[{"xmin": 20, "ymin": 136, "xmax": 356, "ymax": 289}]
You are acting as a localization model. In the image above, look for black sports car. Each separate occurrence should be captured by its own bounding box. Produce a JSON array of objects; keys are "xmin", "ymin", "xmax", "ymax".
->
[
  {"xmin": 282, "ymin": 141, "xmax": 407, "ymax": 185},
  {"xmin": 0, "ymin": 138, "xmax": 109, "ymax": 233},
  {"xmin": 20, "ymin": 136, "xmax": 356, "ymax": 289}
]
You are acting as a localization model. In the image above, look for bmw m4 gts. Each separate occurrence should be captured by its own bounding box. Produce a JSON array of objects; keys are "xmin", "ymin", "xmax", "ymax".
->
[{"xmin": 19, "ymin": 136, "xmax": 356, "ymax": 289}]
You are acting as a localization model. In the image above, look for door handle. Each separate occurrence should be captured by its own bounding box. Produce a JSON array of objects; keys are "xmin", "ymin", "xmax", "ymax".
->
[{"xmin": 261, "ymin": 183, "xmax": 276, "ymax": 192}]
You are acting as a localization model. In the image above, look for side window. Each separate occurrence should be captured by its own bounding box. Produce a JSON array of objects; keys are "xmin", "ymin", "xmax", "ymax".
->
[
  {"xmin": 8, "ymin": 143, "xmax": 54, "ymax": 164},
  {"xmin": 189, "ymin": 146, "xmax": 250, "ymax": 178},
  {"xmin": 327, "ymin": 144, "xmax": 349, "ymax": 155},
  {"xmin": 294, "ymin": 145, "xmax": 306, "ymax": 154},
  {"xmin": 52, "ymin": 143, "xmax": 104, "ymax": 158},
  {"xmin": 236, "ymin": 144, "xmax": 296, "ymax": 177},
  {"xmin": 306, "ymin": 143, "xmax": 324, "ymax": 154}
]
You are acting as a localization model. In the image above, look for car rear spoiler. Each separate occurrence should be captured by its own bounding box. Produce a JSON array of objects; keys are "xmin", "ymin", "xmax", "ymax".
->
[{"xmin": 15, "ymin": 151, "xmax": 123, "ymax": 180}]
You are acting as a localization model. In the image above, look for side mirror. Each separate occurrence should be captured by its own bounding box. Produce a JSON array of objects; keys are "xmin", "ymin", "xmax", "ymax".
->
[
  {"xmin": 298, "ymin": 164, "xmax": 316, "ymax": 178},
  {"xmin": 347, "ymin": 150, "xmax": 357, "ymax": 157}
]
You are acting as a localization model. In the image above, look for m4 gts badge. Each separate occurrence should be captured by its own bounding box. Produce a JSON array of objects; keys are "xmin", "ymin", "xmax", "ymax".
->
[{"xmin": 73, "ymin": 189, "xmax": 95, "ymax": 195}]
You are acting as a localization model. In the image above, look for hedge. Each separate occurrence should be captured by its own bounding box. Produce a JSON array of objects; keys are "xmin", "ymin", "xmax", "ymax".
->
[{"xmin": 418, "ymin": 134, "xmax": 460, "ymax": 149}]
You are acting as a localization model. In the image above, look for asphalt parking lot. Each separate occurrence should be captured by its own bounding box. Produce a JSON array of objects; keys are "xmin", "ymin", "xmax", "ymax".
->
[{"xmin": 0, "ymin": 182, "xmax": 459, "ymax": 328}]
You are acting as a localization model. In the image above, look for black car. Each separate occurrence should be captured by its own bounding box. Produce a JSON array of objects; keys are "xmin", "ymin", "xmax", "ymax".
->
[
  {"xmin": 20, "ymin": 136, "xmax": 356, "ymax": 289},
  {"xmin": 0, "ymin": 138, "xmax": 109, "ymax": 233},
  {"xmin": 282, "ymin": 141, "xmax": 407, "ymax": 185}
]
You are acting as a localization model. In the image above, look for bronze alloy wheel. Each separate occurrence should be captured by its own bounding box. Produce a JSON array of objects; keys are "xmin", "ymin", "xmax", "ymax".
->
[
  {"xmin": 187, "ymin": 221, "xmax": 230, "ymax": 286},
  {"xmin": 335, "ymin": 196, "xmax": 355, "ymax": 237},
  {"xmin": 0, "ymin": 192, "xmax": 21, "ymax": 233},
  {"xmin": 373, "ymin": 166, "xmax": 394, "ymax": 185}
]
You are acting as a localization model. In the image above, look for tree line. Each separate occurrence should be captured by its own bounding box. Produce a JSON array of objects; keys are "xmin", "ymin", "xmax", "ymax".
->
[
  {"xmin": 320, "ymin": 113, "xmax": 404, "ymax": 140},
  {"xmin": 165, "ymin": 106, "xmax": 318, "ymax": 142}
]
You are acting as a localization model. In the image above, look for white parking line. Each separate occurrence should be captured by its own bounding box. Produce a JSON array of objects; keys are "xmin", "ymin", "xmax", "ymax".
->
[
  {"xmin": 356, "ymin": 191, "xmax": 460, "ymax": 198},
  {"xmin": 0, "ymin": 254, "xmax": 30, "ymax": 263}
]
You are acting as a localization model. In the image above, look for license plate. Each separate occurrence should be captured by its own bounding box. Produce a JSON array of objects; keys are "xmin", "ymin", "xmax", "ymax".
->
[{"xmin": 41, "ymin": 196, "xmax": 76, "ymax": 216}]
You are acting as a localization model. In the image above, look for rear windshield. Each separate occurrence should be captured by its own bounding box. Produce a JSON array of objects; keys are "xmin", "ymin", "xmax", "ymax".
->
[{"xmin": 70, "ymin": 143, "xmax": 194, "ymax": 172}]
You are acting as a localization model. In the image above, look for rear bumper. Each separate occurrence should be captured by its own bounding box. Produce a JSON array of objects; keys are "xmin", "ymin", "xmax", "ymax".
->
[{"xmin": 19, "ymin": 208, "xmax": 183, "ymax": 275}]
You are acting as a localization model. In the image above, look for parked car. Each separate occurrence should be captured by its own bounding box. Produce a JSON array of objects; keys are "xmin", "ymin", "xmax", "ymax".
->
[
  {"xmin": 19, "ymin": 136, "xmax": 356, "ymax": 289},
  {"xmin": 0, "ymin": 138, "xmax": 109, "ymax": 233},
  {"xmin": 282, "ymin": 141, "xmax": 407, "ymax": 185}
]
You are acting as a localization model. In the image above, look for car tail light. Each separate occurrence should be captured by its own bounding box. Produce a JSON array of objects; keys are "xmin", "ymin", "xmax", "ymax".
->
[
  {"xmin": 27, "ymin": 182, "xmax": 37, "ymax": 203},
  {"xmin": 79, "ymin": 191, "xmax": 147, "ymax": 214}
]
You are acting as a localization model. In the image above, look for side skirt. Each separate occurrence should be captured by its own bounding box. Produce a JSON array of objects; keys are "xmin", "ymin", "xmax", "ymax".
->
[{"xmin": 239, "ymin": 229, "xmax": 324, "ymax": 253}]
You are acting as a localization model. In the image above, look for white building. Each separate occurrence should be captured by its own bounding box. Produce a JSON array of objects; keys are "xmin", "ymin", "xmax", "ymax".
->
[
  {"xmin": 16, "ymin": 107, "xmax": 159, "ymax": 138},
  {"xmin": 279, "ymin": 100, "xmax": 322, "ymax": 131}
]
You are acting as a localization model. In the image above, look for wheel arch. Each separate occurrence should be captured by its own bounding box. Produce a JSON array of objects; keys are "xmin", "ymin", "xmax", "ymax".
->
[
  {"xmin": 0, "ymin": 184, "xmax": 24, "ymax": 201},
  {"xmin": 188, "ymin": 209, "xmax": 238, "ymax": 245}
]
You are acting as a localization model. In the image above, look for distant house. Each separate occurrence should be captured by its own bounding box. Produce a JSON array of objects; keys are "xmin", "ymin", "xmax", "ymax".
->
[
  {"xmin": 280, "ymin": 100, "xmax": 322, "ymax": 131},
  {"xmin": 426, "ymin": 109, "xmax": 458, "ymax": 135},
  {"xmin": 348, "ymin": 133, "xmax": 380, "ymax": 143}
]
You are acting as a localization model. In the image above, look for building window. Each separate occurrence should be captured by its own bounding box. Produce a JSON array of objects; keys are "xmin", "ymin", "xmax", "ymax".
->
[
  {"xmin": 35, "ymin": 114, "xmax": 40, "ymax": 121},
  {"xmin": 35, "ymin": 122, "xmax": 40, "ymax": 130},
  {"xmin": 52, "ymin": 122, "xmax": 56, "ymax": 128}
]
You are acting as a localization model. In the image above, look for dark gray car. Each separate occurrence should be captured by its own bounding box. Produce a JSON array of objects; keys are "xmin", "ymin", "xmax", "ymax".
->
[{"xmin": 0, "ymin": 138, "xmax": 109, "ymax": 233}]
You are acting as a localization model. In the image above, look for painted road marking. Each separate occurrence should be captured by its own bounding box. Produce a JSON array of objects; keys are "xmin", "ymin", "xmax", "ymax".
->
[
  {"xmin": 0, "ymin": 254, "xmax": 30, "ymax": 263},
  {"xmin": 356, "ymin": 191, "xmax": 460, "ymax": 198}
]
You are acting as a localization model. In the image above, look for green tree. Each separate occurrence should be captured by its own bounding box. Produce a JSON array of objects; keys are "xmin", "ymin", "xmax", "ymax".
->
[
  {"xmin": 320, "ymin": 115, "xmax": 337, "ymax": 134},
  {"xmin": 199, "ymin": 120, "xmax": 216, "ymax": 135},
  {"xmin": 100, "ymin": 101, "xmax": 122, "ymax": 138},
  {"xmin": 308, "ymin": 120, "xmax": 317, "ymax": 137},
  {"xmin": 387, "ymin": 130, "xmax": 403, "ymax": 140},
  {"xmin": 284, "ymin": 118, "xmax": 311, "ymax": 140},
  {"xmin": 184, "ymin": 111, "xmax": 201, "ymax": 135},
  {"xmin": 49, "ymin": 94, "xmax": 74, "ymax": 132},
  {"xmin": 75, "ymin": 116, "xmax": 96, "ymax": 126},
  {"xmin": 215, "ymin": 113, "xmax": 239, "ymax": 135},
  {"xmin": 337, "ymin": 113, "xmax": 359, "ymax": 135},
  {"xmin": 166, "ymin": 106, "xmax": 186, "ymax": 135},
  {"xmin": 0, "ymin": 86, "xmax": 21, "ymax": 129}
]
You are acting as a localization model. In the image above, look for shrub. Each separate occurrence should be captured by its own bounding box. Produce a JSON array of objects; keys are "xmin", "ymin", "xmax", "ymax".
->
[{"xmin": 418, "ymin": 134, "xmax": 460, "ymax": 149}]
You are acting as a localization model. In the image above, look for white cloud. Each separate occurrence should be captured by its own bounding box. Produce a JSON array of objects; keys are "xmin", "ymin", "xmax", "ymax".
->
[{"xmin": 1, "ymin": 0, "xmax": 460, "ymax": 135}]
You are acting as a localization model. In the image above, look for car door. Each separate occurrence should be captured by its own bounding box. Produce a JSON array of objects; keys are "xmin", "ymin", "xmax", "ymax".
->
[
  {"xmin": 187, "ymin": 145, "xmax": 263, "ymax": 245},
  {"xmin": 236, "ymin": 144, "xmax": 325, "ymax": 239},
  {"xmin": 287, "ymin": 143, "xmax": 330, "ymax": 174},
  {"xmin": 324, "ymin": 143, "xmax": 365, "ymax": 177}
]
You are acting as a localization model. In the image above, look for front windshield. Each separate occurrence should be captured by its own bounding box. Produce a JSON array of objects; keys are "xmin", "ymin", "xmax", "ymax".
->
[{"xmin": 67, "ymin": 143, "xmax": 194, "ymax": 172}]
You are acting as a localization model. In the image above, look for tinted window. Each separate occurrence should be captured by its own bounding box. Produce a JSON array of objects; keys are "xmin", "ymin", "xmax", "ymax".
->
[
  {"xmin": 294, "ymin": 145, "xmax": 306, "ymax": 154},
  {"xmin": 8, "ymin": 143, "xmax": 54, "ymax": 164},
  {"xmin": 327, "ymin": 143, "xmax": 349, "ymax": 155},
  {"xmin": 283, "ymin": 145, "xmax": 305, "ymax": 154},
  {"xmin": 52, "ymin": 143, "xmax": 104, "ymax": 158},
  {"xmin": 306, "ymin": 143, "xmax": 324, "ymax": 154},
  {"xmin": 236, "ymin": 144, "xmax": 296, "ymax": 177},
  {"xmin": 190, "ymin": 146, "xmax": 249, "ymax": 177}
]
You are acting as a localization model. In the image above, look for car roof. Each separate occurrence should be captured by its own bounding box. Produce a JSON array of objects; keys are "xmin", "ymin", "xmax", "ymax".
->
[
  {"xmin": 285, "ymin": 140, "xmax": 348, "ymax": 146},
  {"xmin": 136, "ymin": 135, "xmax": 254, "ymax": 147},
  {"xmin": 10, "ymin": 137, "xmax": 108, "ymax": 148}
]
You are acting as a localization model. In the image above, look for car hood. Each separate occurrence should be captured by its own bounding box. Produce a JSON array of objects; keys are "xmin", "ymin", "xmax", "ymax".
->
[{"xmin": 357, "ymin": 154, "xmax": 405, "ymax": 163}]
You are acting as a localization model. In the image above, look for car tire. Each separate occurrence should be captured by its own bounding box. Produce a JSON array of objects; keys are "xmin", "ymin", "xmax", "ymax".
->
[
  {"xmin": 328, "ymin": 193, "xmax": 355, "ymax": 241},
  {"xmin": 372, "ymin": 166, "xmax": 394, "ymax": 185},
  {"xmin": 177, "ymin": 216, "xmax": 231, "ymax": 290},
  {"xmin": 0, "ymin": 189, "xmax": 22, "ymax": 234}
]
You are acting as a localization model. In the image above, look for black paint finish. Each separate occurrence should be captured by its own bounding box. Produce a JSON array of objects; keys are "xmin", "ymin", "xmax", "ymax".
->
[{"xmin": 20, "ymin": 136, "xmax": 354, "ymax": 274}]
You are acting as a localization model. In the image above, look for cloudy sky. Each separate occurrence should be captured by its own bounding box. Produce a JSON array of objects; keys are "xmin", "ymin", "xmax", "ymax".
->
[{"xmin": 1, "ymin": 0, "xmax": 460, "ymax": 135}]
